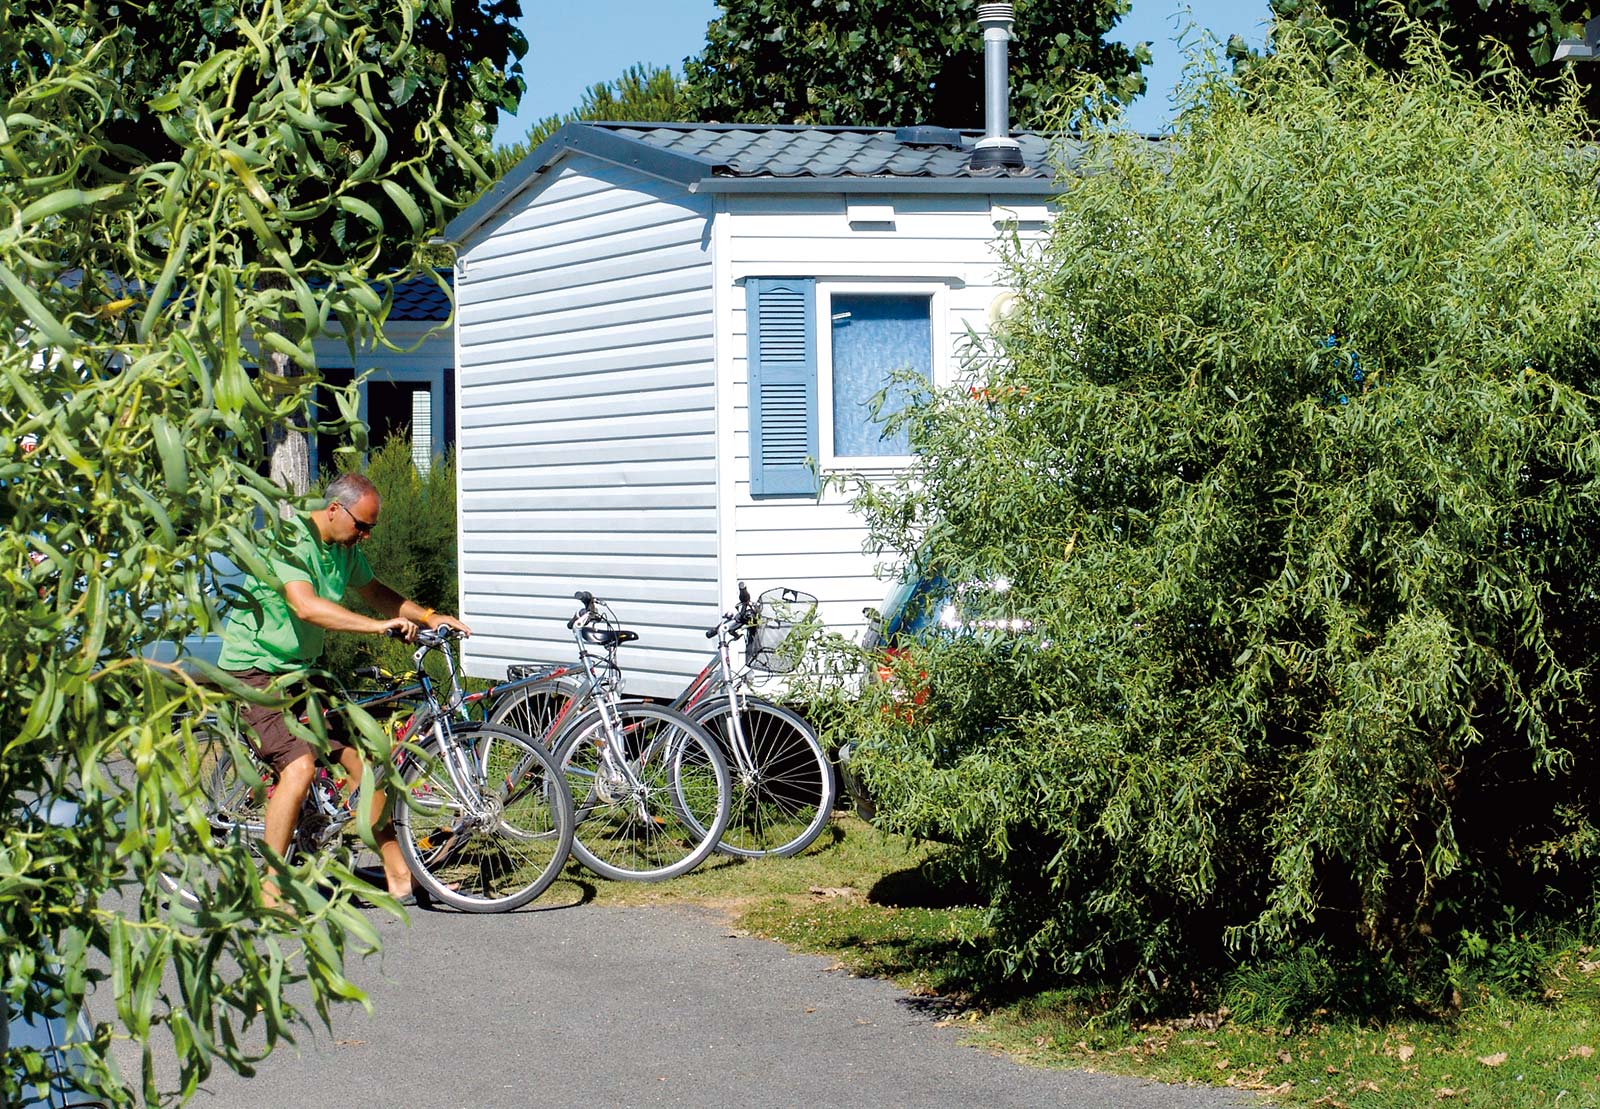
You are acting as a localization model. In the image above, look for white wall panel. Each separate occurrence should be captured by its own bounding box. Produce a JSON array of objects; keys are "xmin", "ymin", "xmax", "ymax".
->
[
  {"xmin": 721, "ymin": 191, "xmax": 1050, "ymax": 645},
  {"xmin": 455, "ymin": 152, "xmax": 719, "ymax": 692}
]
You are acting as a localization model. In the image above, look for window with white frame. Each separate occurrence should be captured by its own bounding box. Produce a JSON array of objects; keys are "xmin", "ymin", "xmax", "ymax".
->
[
  {"xmin": 822, "ymin": 289, "xmax": 935, "ymax": 462},
  {"xmin": 746, "ymin": 278, "xmax": 943, "ymax": 496}
]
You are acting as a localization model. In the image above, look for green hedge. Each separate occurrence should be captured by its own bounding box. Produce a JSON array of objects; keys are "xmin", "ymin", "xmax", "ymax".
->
[{"xmin": 831, "ymin": 22, "xmax": 1600, "ymax": 1008}]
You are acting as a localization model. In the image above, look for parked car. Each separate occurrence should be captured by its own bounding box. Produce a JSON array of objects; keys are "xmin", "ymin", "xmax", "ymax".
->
[{"xmin": 841, "ymin": 570, "xmax": 1031, "ymax": 819}]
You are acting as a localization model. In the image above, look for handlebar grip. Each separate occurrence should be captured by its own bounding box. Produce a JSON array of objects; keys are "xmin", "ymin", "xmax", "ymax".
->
[
  {"xmin": 569, "ymin": 590, "xmax": 599, "ymax": 629},
  {"xmin": 738, "ymin": 581, "xmax": 750, "ymax": 605},
  {"xmin": 705, "ymin": 627, "xmax": 718, "ymax": 639},
  {"xmin": 383, "ymin": 626, "xmax": 404, "ymax": 639}
]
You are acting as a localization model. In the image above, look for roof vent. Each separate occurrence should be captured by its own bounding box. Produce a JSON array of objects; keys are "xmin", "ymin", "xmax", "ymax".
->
[
  {"xmin": 895, "ymin": 125, "xmax": 965, "ymax": 148},
  {"xmin": 968, "ymin": 2, "xmax": 1025, "ymax": 172}
]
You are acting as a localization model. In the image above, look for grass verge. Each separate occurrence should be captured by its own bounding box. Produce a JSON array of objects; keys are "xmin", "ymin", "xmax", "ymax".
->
[{"xmin": 540, "ymin": 814, "xmax": 1600, "ymax": 1108}]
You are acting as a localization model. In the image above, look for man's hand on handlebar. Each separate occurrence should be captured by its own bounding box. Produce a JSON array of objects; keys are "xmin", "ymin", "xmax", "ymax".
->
[
  {"xmin": 379, "ymin": 617, "xmax": 420, "ymax": 641},
  {"xmin": 429, "ymin": 613, "xmax": 473, "ymax": 637}
]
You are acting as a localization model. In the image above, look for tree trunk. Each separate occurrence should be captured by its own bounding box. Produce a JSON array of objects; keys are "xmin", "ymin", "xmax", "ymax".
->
[{"xmin": 263, "ymin": 346, "xmax": 312, "ymax": 517}]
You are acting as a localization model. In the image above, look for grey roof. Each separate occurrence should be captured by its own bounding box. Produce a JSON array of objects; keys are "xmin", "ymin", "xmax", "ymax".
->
[
  {"xmin": 447, "ymin": 122, "xmax": 1079, "ymax": 245},
  {"xmin": 603, "ymin": 123, "xmax": 1058, "ymax": 180},
  {"xmin": 53, "ymin": 270, "xmax": 451, "ymax": 322}
]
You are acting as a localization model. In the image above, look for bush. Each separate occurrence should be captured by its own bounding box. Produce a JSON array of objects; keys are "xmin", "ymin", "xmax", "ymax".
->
[
  {"xmin": 321, "ymin": 433, "xmax": 459, "ymax": 684},
  {"xmin": 833, "ymin": 22, "xmax": 1600, "ymax": 1006}
]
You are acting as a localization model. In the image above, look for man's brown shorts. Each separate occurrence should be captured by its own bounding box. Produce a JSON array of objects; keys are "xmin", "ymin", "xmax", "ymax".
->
[{"xmin": 228, "ymin": 668, "xmax": 354, "ymax": 774}]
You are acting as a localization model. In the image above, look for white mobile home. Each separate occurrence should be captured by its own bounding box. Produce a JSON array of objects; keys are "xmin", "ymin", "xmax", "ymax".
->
[{"xmin": 444, "ymin": 122, "xmax": 1060, "ymax": 696}]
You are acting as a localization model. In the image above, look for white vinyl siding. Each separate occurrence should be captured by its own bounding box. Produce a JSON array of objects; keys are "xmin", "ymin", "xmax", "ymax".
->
[
  {"xmin": 724, "ymin": 192, "xmax": 1050, "ymax": 643},
  {"xmin": 455, "ymin": 154, "xmax": 719, "ymax": 696}
]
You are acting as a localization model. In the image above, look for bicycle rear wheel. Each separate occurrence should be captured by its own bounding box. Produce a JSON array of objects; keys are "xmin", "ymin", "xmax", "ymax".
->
[
  {"xmin": 689, "ymin": 697, "xmax": 834, "ymax": 858},
  {"xmin": 158, "ymin": 726, "xmax": 273, "ymax": 912},
  {"xmin": 553, "ymin": 703, "xmax": 730, "ymax": 882},
  {"xmin": 487, "ymin": 676, "xmax": 589, "ymax": 748},
  {"xmin": 394, "ymin": 723, "xmax": 573, "ymax": 913}
]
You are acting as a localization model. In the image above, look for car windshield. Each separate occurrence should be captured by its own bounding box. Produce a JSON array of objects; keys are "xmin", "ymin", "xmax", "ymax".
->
[{"xmin": 880, "ymin": 572, "xmax": 950, "ymax": 640}]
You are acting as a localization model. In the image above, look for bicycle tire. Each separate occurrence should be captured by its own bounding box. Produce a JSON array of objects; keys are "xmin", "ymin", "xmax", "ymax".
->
[
  {"xmin": 393, "ymin": 722, "xmax": 573, "ymax": 913},
  {"xmin": 688, "ymin": 697, "xmax": 835, "ymax": 858},
  {"xmin": 158, "ymin": 727, "xmax": 274, "ymax": 913},
  {"xmin": 486, "ymin": 676, "xmax": 589, "ymax": 748},
  {"xmin": 552, "ymin": 702, "xmax": 731, "ymax": 882}
]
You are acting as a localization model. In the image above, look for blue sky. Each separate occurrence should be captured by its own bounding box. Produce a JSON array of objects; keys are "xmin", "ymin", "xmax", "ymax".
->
[{"xmin": 495, "ymin": 0, "xmax": 1274, "ymax": 146}]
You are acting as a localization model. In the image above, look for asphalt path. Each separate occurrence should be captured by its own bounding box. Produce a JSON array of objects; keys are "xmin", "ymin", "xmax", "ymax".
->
[{"xmin": 114, "ymin": 889, "xmax": 1252, "ymax": 1109}]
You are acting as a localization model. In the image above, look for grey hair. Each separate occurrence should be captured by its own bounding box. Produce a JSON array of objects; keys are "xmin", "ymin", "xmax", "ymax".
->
[{"xmin": 326, "ymin": 472, "xmax": 377, "ymax": 508}]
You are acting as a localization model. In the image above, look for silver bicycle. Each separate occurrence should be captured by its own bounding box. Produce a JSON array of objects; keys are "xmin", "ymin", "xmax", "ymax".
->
[
  {"xmin": 163, "ymin": 627, "xmax": 574, "ymax": 914},
  {"xmin": 487, "ymin": 592, "xmax": 732, "ymax": 882}
]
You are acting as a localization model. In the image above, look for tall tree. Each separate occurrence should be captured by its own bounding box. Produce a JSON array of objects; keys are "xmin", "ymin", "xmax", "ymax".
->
[
  {"xmin": 106, "ymin": 0, "xmax": 527, "ymax": 495},
  {"xmin": 836, "ymin": 22, "xmax": 1600, "ymax": 998},
  {"xmin": 0, "ymin": 2, "xmax": 508, "ymax": 1102},
  {"xmin": 1257, "ymin": 0, "xmax": 1600, "ymax": 113},
  {"xmin": 682, "ymin": 0, "xmax": 1148, "ymax": 127}
]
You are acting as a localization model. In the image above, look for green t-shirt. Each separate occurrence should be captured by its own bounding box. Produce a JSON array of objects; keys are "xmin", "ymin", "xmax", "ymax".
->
[{"xmin": 217, "ymin": 513, "xmax": 374, "ymax": 673}]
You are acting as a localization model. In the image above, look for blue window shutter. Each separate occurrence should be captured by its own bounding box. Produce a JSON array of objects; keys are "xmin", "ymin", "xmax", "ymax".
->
[{"xmin": 747, "ymin": 277, "xmax": 819, "ymax": 496}]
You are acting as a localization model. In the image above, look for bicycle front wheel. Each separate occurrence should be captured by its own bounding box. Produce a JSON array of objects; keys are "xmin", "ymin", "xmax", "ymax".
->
[
  {"xmin": 689, "ymin": 697, "xmax": 835, "ymax": 858},
  {"xmin": 394, "ymin": 723, "xmax": 573, "ymax": 913},
  {"xmin": 553, "ymin": 703, "xmax": 730, "ymax": 882}
]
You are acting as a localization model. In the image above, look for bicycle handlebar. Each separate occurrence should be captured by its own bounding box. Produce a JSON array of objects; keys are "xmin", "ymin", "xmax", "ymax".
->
[
  {"xmin": 568, "ymin": 590, "xmax": 599, "ymax": 629},
  {"xmin": 415, "ymin": 625, "xmax": 465, "ymax": 647},
  {"xmin": 705, "ymin": 581, "xmax": 761, "ymax": 639}
]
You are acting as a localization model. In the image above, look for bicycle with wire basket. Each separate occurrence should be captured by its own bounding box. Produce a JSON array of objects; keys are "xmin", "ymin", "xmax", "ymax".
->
[
  {"xmin": 673, "ymin": 583, "xmax": 834, "ymax": 857},
  {"xmin": 491, "ymin": 584, "xmax": 833, "ymax": 859},
  {"xmin": 162, "ymin": 626, "xmax": 575, "ymax": 914},
  {"xmin": 485, "ymin": 592, "xmax": 732, "ymax": 882}
]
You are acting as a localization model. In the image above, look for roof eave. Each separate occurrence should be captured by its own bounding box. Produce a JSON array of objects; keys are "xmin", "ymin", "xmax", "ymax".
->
[
  {"xmin": 443, "ymin": 123, "xmax": 721, "ymax": 245},
  {"xmin": 689, "ymin": 174, "xmax": 1059, "ymax": 195}
]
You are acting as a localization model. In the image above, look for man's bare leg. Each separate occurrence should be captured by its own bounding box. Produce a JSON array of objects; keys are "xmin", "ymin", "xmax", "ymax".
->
[
  {"xmin": 261, "ymin": 753, "xmax": 315, "ymax": 909},
  {"xmin": 336, "ymin": 746, "xmax": 412, "ymax": 897}
]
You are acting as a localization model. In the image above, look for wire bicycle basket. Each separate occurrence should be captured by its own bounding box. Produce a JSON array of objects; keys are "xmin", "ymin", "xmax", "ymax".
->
[{"xmin": 745, "ymin": 586, "xmax": 818, "ymax": 674}]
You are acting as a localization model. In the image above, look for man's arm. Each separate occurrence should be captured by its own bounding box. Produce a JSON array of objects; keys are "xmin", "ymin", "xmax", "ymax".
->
[
  {"xmin": 354, "ymin": 578, "xmax": 472, "ymax": 636},
  {"xmin": 282, "ymin": 579, "xmax": 417, "ymax": 638}
]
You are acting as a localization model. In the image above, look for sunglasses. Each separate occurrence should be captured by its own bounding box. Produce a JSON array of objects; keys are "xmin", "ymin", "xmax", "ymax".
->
[{"xmin": 334, "ymin": 501, "xmax": 377, "ymax": 535}]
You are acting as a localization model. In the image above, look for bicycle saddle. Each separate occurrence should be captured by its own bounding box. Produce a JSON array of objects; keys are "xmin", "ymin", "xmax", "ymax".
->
[{"xmin": 581, "ymin": 627, "xmax": 639, "ymax": 647}]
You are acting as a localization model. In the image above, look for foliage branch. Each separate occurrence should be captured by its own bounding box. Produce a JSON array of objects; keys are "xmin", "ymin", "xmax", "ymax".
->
[
  {"xmin": 0, "ymin": 2, "xmax": 488, "ymax": 1102},
  {"xmin": 1253, "ymin": 0, "xmax": 1600, "ymax": 117},
  {"xmin": 835, "ymin": 22, "xmax": 1600, "ymax": 1005}
]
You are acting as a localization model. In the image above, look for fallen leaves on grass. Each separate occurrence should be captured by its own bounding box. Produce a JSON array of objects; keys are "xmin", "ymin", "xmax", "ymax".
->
[
  {"xmin": 807, "ymin": 886, "xmax": 859, "ymax": 901},
  {"xmin": 1476, "ymin": 1052, "xmax": 1508, "ymax": 1067}
]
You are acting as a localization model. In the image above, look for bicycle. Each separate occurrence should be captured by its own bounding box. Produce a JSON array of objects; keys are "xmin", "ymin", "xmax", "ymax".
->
[
  {"xmin": 489, "ymin": 585, "xmax": 833, "ymax": 859},
  {"xmin": 162, "ymin": 626, "xmax": 574, "ymax": 914},
  {"xmin": 670, "ymin": 583, "xmax": 834, "ymax": 858},
  {"xmin": 485, "ymin": 592, "xmax": 732, "ymax": 882}
]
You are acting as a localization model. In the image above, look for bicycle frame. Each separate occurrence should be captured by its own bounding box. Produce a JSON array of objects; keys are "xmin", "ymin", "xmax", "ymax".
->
[
  {"xmin": 670, "ymin": 584, "xmax": 766, "ymax": 774},
  {"xmin": 485, "ymin": 592, "xmax": 692, "ymax": 809}
]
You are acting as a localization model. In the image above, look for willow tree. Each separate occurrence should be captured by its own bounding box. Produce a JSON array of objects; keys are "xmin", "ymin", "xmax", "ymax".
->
[
  {"xmin": 0, "ymin": 2, "xmax": 480, "ymax": 1103},
  {"xmin": 841, "ymin": 25, "xmax": 1600, "ymax": 1000},
  {"xmin": 106, "ymin": 0, "xmax": 526, "ymax": 495}
]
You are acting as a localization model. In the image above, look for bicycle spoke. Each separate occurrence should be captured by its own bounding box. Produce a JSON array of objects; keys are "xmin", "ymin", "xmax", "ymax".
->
[
  {"xmin": 556, "ymin": 704, "xmax": 729, "ymax": 882},
  {"xmin": 396, "ymin": 726, "xmax": 573, "ymax": 912},
  {"xmin": 694, "ymin": 699, "xmax": 834, "ymax": 858}
]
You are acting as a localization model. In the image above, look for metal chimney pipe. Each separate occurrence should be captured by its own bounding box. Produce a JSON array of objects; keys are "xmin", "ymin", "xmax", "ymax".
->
[{"xmin": 969, "ymin": 2, "xmax": 1025, "ymax": 171}]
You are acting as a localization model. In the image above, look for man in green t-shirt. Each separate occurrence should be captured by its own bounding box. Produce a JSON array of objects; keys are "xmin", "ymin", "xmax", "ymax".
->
[{"xmin": 218, "ymin": 471, "xmax": 471, "ymax": 906}]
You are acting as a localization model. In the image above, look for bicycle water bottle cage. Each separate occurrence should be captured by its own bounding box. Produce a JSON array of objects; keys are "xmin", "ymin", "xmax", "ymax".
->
[{"xmin": 580, "ymin": 627, "xmax": 638, "ymax": 647}]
